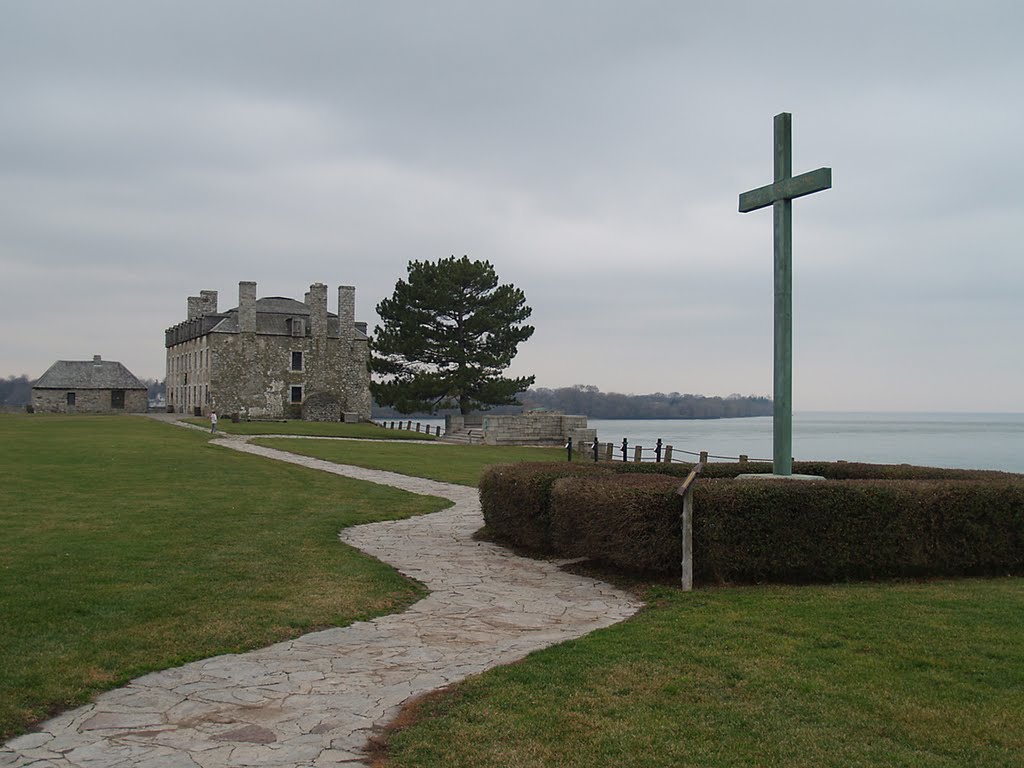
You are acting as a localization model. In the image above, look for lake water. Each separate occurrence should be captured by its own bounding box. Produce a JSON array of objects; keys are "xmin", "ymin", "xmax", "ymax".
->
[{"xmin": 406, "ymin": 412, "xmax": 1024, "ymax": 473}]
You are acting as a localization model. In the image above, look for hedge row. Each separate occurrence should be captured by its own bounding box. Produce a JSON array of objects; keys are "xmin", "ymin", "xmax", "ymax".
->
[
  {"xmin": 589, "ymin": 459, "xmax": 1014, "ymax": 481},
  {"xmin": 479, "ymin": 462, "xmax": 1024, "ymax": 583},
  {"xmin": 479, "ymin": 462, "xmax": 607, "ymax": 552}
]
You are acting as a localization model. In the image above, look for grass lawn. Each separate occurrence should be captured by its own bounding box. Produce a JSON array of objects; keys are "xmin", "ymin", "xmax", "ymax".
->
[
  {"xmin": 253, "ymin": 437, "xmax": 565, "ymax": 487},
  {"xmin": 8, "ymin": 415, "xmax": 1023, "ymax": 765},
  {"xmin": 181, "ymin": 417, "xmax": 436, "ymax": 440},
  {"xmin": 0, "ymin": 414, "xmax": 448, "ymax": 742},
  {"xmin": 383, "ymin": 579, "xmax": 1024, "ymax": 767}
]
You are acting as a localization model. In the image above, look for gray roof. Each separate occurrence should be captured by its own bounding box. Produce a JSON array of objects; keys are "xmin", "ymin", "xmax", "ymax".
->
[
  {"xmin": 34, "ymin": 359, "xmax": 147, "ymax": 390},
  {"xmin": 166, "ymin": 295, "xmax": 369, "ymax": 347},
  {"xmin": 252, "ymin": 297, "xmax": 311, "ymax": 315},
  {"xmin": 210, "ymin": 297, "xmax": 368, "ymax": 340}
]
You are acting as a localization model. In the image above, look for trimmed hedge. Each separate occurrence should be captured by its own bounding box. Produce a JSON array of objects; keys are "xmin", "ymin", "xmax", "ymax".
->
[
  {"xmin": 603, "ymin": 459, "xmax": 1014, "ymax": 481},
  {"xmin": 479, "ymin": 462, "xmax": 609, "ymax": 553},
  {"xmin": 481, "ymin": 461, "xmax": 1024, "ymax": 584},
  {"xmin": 550, "ymin": 474, "xmax": 681, "ymax": 568}
]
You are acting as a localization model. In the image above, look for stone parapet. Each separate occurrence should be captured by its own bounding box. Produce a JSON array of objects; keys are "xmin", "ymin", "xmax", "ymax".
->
[{"xmin": 445, "ymin": 412, "xmax": 594, "ymax": 446}]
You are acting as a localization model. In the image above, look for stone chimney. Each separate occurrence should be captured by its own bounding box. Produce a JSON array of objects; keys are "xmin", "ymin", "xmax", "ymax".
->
[
  {"xmin": 187, "ymin": 296, "xmax": 202, "ymax": 320},
  {"xmin": 199, "ymin": 290, "xmax": 218, "ymax": 315},
  {"xmin": 308, "ymin": 282, "xmax": 328, "ymax": 339},
  {"xmin": 338, "ymin": 285, "xmax": 355, "ymax": 346},
  {"xmin": 239, "ymin": 281, "xmax": 257, "ymax": 333}
]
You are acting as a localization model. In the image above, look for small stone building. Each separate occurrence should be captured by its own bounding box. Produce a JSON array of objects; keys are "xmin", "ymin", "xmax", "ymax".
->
[
  {"xmin": 33, "ymin": 356, "xmax": 148, "ymax": 414},
  {"xmin": 164, "ymin": 281, "xmax": 371, "ymax": 420}
]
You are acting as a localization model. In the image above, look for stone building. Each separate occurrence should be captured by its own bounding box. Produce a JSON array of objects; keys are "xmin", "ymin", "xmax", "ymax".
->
[
  {"xmin": 164, "ymin": 281, "xmax": 371, "ymax": 420},
  {"xmin": 32, "ymin": 355, "xmax": 148, "ymax": 413}
]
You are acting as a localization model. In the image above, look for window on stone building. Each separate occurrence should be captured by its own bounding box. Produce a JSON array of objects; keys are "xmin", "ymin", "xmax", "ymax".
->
[
  {"xmin": 291, "ymin": 351, "xmax": 303, "ymax": 371},
  {"xmin": 111, "ymin": 390, "xmax": 125, "ymax": 409},
  {"xmin": 66, "ymin": 392, "xmax": 76, "ymax": 406},
  {"xmin": 290, "ymin": 385, "xmax": 303, "ymax": 403}
]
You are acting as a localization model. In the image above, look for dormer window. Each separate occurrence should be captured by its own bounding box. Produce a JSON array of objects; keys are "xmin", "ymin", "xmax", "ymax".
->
[{"xmin": 287, "ymin": 317, "xmax": 305, "ymax": 337}]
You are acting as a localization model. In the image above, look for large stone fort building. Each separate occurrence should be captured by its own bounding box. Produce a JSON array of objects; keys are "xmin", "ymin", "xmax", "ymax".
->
[{"xmin": 165, "ymin": 281, "xmax": 371, "ymax": 420}]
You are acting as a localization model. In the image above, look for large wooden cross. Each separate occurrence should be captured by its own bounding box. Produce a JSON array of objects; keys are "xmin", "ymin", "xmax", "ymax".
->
[{"xmin": 739, "ymin": 112, "xmax": 831, "ymax": 476}]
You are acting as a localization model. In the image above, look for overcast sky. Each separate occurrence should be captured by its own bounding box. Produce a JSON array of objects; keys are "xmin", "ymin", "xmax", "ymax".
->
[{"xmin": 2, "ymin": 1, "xmax": 1021, "ymax": 412}]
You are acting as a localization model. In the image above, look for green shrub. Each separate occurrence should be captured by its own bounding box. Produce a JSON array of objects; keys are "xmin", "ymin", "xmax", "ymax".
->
[
  {"xmin": 606, "ymin": 459, "xmax": 1012, "ymax": 481},
  {"xmin": 697, "ymin": 478, "xmax": 1024, "ymax": 583},
  {"xmin": 550, "ymin": 474, "xmax": 681, "ymax": 571},
  {"xmin": 481, "ymin": 461, "xmax": 1024, "ymax": 584},
  {"xmin": 479, "ymin": 462, "xmax": 608, "ymax": 552}
]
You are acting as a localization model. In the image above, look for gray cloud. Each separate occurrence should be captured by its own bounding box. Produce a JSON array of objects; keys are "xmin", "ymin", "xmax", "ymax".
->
[{"xmin": 1, "ymin": 1, "xmax": 1022, "ymax": 411}]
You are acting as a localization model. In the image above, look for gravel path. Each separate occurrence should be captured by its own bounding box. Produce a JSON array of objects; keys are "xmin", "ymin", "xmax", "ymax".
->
[{"xmin": 2, "ymin": 431, "xmax": 642, "ymax": 768}]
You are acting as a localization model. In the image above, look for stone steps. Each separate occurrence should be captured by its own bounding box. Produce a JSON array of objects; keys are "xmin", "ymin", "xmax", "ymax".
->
[{"xmin": 438, "ymin": 429, "xmax": 485, "ymax": 444}]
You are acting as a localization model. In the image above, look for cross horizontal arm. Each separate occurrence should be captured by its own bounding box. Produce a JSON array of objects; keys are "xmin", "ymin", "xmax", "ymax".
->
[{"xmin": 738, "ymin": 167, "xmax": 832, "ymax": 213}]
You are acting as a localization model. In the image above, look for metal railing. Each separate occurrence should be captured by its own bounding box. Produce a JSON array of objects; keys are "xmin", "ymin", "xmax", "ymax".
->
[
  {"xmin": 375, "ymin": 420, "xmax": 444, "ymax": 437},
  {"xmin": 564, "ymin": 436, "xmax": 770, "ymax": 465}
]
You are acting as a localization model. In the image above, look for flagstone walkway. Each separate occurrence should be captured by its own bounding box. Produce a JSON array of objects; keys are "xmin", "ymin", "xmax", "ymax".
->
[{"xmin": 2, "ymin": 432, "xmax": 643, "ymax": 768}]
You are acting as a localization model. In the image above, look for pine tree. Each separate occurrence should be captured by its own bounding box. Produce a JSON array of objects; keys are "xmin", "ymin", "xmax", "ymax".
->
[{"xmin": 372, "ymin": 256, "xmax": 535, "ymax": 415}]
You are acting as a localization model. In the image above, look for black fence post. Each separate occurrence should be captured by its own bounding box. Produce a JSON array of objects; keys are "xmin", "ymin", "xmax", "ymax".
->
[
  {"xmin": 621, "ymin": 438, "xmax": 628, "ymax": 462},
  {"xmin": 592, "ymin": 437, "xmax": 599, "ymax": 463},
  {"xmin": 655, "ymin": 438, "xmax": 663, "ymax": 463},
  {"xmin": 566, "ymin": 437, "xmax": 573, "ymax": 462}
]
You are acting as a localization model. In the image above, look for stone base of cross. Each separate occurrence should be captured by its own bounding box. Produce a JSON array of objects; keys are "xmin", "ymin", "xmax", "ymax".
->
[{"xmin": 739, "ymin": 112, "xmax": 831, "ymax": 476}]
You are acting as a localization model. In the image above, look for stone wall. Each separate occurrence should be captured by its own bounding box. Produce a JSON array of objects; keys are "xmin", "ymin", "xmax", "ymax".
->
[
  {"xmin": 32, "ymin": 389, "xmax": 148, "ymax": 414},
  {"xmin": 208, "ymin": 331, "xmax": 370, "ymax": 420},
  {"xmin": 302, "ymin": 392, "xmax": 342, "ymax": 422},
  {"xmin": 448, "ymin": 412, "xmax": 595, "ymax": 446}
]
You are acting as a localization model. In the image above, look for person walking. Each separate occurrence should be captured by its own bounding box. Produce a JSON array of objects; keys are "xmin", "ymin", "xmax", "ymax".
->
[{"xmin": 210, "ymin": 411, "xmax": 218, "ymax": 434}]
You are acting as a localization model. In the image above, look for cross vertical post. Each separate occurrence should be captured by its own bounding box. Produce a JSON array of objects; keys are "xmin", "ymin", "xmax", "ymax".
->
[
  {"xmin": 774, "ymin": 113, "xmax": 794, "ymax": 476},
  {"xmin": 739, "ymin": 112, "xmax": 831, "ymax": 476}
]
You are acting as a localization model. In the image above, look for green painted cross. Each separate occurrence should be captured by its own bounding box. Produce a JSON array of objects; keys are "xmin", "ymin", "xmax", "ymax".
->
[{"xmin": 739, "ymin": 112, "xmax": 831, "ymax": 476}]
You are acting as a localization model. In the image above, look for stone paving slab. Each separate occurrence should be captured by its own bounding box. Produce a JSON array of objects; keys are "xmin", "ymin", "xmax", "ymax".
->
[{"xmin": 2, "ymin": 433, "xmax": 642, "ymax": 768}]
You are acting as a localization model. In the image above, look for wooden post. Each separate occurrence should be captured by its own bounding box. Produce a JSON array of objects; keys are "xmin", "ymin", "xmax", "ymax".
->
[
  {"xmin": 739, "ymin": 454, "xmax": 748, "ymax": 465},
  {"xmin": 676, "ymin": 463, "xmax": 704, "ymax": 592},
  {"xmin": 633, "ymin": 445, "xmax": 643, "ymax": 463},
  {"xmin": 435, "ymin": 426, "xmax": 441, "ymax": 437},
  {"xmin": 406, "ymin": 420, "xmax": 412, "ymax": 431},
  {"xmin": 681, "ymin": 490, "xmax": 693, "ymax": 591},
  {"xmin": 700, "ymin": 450, "xmax": 708, "ymax": 463},
  {"xmin": 416, "ymin": 422, "xmax": 421, "ymax": 433},
  {"xmin": 604, "ymin": 442, "xmax": 613, "ymax": 461},
  {"xmin": 664, "ymin": 445, "xmax": 673, "ymax": 463}
]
